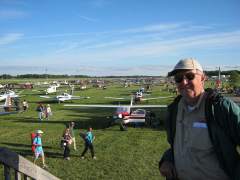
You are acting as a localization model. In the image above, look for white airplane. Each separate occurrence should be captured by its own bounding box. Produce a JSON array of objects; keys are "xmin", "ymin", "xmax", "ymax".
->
[
  {"xmin": 40, "ymin": 93, "xmax": 90, "ymax": 103},
  {"xmin": 45, "ymin": 85, "xmax": 57, "ymax": 94},
  {"xmin": 0, "ymin": 90, "xmax": 20, "ymax": 102},
  {"xmin": 64, "ymin": 96, "xmax": 167, "ymax": 130}
]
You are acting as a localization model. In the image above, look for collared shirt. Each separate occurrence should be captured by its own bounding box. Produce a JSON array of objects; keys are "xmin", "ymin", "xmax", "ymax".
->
[
  {"xmin": 85, "ymin": 131, "xmax": 94, "ymax": 143},
  {"xmin": 173, "ymin": 92, "xmax": 229, "ymax": 180}
]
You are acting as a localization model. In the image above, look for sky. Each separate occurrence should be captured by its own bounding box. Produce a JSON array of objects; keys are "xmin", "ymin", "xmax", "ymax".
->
[{"xmin": 0, "ymin": 0, "xmax": 240, "ymax": 76}]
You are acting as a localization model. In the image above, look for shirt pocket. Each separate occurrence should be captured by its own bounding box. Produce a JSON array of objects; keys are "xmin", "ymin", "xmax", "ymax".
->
[{"xmin": 190, "ymin": 125, "xmax": 213, "ymax": 150}]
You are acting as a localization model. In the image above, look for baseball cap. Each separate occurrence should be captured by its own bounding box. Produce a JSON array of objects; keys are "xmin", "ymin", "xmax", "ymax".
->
[
  {"xmin": 36, "ymin": 130, "xmax": 44, "ymax": 134},
  {"xmin": 168, "ymin": 58, "xmax": 203, "ymax": 76}
]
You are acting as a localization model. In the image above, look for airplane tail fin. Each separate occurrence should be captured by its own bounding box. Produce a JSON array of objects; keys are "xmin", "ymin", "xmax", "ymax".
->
[
  {"xmin": 69, "ymin": 84, "xmax": 74, "ymax": 95},
  {"xmin": 4, "ymin": 95, "xmax": 12, "ymax": 107},
  {"xmin": 130, "ymin": 96, "xmax": 133, "ymax": 107}
]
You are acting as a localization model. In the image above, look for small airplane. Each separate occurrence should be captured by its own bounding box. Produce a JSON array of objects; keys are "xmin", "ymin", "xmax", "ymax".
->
[
  {"xmin": 64, "ymin": 96, "xmax": 167, "ymax": 130},
  {"xmin": 40, "ymin": 92, "xmax": 90, "ymax": 103},
  {"xmin": 0, "ymin": 95, "xmax": 19, "ymax": 115},
  {"xmin": 105, "ymin": 93, "xmax": 173, "ymax": 103},
  {"xmin": 45, "ymin": 84, "xmax": 59, "ymax": 94},
  {"xmin": 0, "ymin": 90, "xmax": 20, "ymax": 102}
]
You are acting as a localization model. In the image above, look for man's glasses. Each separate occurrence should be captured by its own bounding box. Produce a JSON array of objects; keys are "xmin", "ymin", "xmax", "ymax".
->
[{"xmin": 174, "ymin": 72, "xmax": 197, "ymax": 83}]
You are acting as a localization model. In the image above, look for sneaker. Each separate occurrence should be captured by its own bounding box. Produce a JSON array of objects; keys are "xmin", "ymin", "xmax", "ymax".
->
[
  {"xmin": 93, "ymin": 156, "xmax": 96, "ymax": 160},
  {"xmin": 81, "ymin": 156, "xmax": 85, "ymax": 159},
  {"xmin": 42, "ymin": 164, "xmax": 48, "ymax": 168},
  {"xmin": 64, "ymin": 157, "xmax": 70, "ymax": 160}
]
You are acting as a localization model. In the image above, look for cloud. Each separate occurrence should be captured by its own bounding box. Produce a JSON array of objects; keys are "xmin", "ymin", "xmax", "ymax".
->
[
  {"xmin": 0, "ymin": 33, "xmax": 23, "ymax": 45},
  {"xmin": 78, "ymin": 15, "xmax": 98, "ymax": 22},
  {"xmin": 51, "ymin": 29, "xmax": 240, "ymax": 62},
  {"xmin": 123, "ymin": 23, "xmax": 185, "ymax": 33},
  {"xmin": 1, "ymin": 22, "xmax": 240, "ymax": 76}
]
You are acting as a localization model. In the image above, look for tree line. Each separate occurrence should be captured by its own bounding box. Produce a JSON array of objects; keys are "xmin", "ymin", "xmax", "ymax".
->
[{"xmin": 0, "ymin": 70, "xmax": 239, "ymax": 79}]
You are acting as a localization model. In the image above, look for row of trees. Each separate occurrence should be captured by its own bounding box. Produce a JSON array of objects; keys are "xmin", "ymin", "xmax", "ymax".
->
[
  {"xmin": 228, "ymin": 71, "xmax": 240, "ymax": 88},
  {"xmin": 0, "ymin": 71, "xmax": 239, "ymax": 88},
  {"xmin": 0, "ymin": 74, "xmax": 90, "ymax": 79},
  {"xmin": 0, "ymin": 74, "xmax": 163, "ymax": 79}
]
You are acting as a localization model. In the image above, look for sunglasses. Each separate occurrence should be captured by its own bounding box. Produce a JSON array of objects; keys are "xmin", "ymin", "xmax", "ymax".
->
[{"xmin": 174, "ymin": 72, "xmax": 197, "ymax": 83}]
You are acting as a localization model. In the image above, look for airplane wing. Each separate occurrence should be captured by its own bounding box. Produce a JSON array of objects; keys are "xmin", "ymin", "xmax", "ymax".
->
[
  {"xmin": 64, "ymin": 104, "xmax": 122, "ymax": 108},
  {"xmin": 64, "ymin": 104, "xmax": 167, "ymax": 108},
  {"xmin": 131, "ymin": 104, "xmax": 167, "ymax": 108},
  {"xmin": 0, "ymin": 111, "xmax": 18, "ymax": 115},
  {"xmin": 104, "ymin": 97, "xmax": 128, "ymax": 100},
  {"xmin": 40, "ymin": 95, "xmax": 52, "ymax": 99},
  {"xmin": 70, "ymin": 96, "xmax": 90, "ymax": 100},
  {"xmin": 141, "ymin": 96, "xmax": 174, "ymax": 101}
]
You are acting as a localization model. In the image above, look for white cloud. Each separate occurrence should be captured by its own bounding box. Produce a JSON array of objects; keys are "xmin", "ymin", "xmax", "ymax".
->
[
  {"xmin": 0, "ymin": 33, "xmax": 23, "ymax": 45},
  {"xmin": 78, "ymin": 15, "xmax": 98, "ymax": 22},
  {"xmin": 1, "ymin": 23, "xmax": 240, "ymax": 75}
]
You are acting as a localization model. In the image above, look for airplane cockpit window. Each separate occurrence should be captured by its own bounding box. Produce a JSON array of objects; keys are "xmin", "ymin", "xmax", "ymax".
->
[
  {"xmin": 133, "ymin": 109, "xmax": 145, "ymax": 114},
  {"xmin": 116, "ymin": 107, "xmax": 129, "ymax": 113}
]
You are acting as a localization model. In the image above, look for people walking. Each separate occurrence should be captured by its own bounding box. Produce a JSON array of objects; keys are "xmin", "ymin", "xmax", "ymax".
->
[
  {"xmin": 62, "ymin": 128, "xmax": 72, "ymax": 160},
  {"xmin": 36, "ymin": 103, "xmax": 44, "ymax": 121},
  {"xmin": 81, "ymin": 127, "xmax": 96, "ymax": 160},
  {"xmin": 33, "ymin": 130, "xmax": 47, "ymax": 168},
  {"xmin": 69, "ymin": 122, "xmax": 77, "ymax": 150},
  {"xmin": 22, "ymin": 99, "xmax": 29, "ymax": 111},
  {"xmin": 45, "ymin": 104, "xmax": 52, "ymax": 120}
]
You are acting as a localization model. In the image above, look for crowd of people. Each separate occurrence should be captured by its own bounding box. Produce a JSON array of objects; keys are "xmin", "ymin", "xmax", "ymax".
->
[
  {"xmin": 36, "ymin": 103, "xmax": 52, "ymax": 121},
  {"xmin": 32, "ymin": 122, "xmax": 96, "ymax": 168}
]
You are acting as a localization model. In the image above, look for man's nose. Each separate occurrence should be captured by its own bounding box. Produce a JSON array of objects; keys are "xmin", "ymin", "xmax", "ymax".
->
[{"xmin": 181, "ymin": 77, "xmax": 189, "ymax": 84}]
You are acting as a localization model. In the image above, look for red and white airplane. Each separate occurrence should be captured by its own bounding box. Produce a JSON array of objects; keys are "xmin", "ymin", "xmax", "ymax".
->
[{"xmin": 64, "ymin": 96, "xmax": 168, "ymax": 130}]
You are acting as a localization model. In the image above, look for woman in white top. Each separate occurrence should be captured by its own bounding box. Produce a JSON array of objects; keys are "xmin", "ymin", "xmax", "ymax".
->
[{"xmin": 45, "ymin": 104, "xmax": 52, "ymax": 120}]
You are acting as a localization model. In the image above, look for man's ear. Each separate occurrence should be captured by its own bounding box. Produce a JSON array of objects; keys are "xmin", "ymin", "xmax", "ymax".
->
[{"xmin": 201, "ymin": 74, "xmax": 206, "ymax": 81}]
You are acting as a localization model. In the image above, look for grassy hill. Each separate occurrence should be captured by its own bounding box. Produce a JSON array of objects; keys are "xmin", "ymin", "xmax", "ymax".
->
[{"xmin": 0, "ymin": 83, "xmax": 173, "ymax": 180}]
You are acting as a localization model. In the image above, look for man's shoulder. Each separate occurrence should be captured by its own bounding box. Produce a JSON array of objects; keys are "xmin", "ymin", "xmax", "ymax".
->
[
  {"xmin": 169, "ymin": 95, "xmax": 182, "ymax": 108},
  {"xmin": 205, "ymin": 89, "xmax": 239, "ymax": 111}
]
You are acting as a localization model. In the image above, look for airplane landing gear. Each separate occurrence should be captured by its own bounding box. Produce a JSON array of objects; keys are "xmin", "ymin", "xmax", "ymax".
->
[{"xmin": 120, "ymin": 122, "xmax": 127, "ymax": 131}]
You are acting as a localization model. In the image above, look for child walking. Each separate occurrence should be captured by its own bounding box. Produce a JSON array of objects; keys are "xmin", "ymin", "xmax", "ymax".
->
[{"xmin": 81, "ymin": 127, "xmax": 96, "ymax": 159}]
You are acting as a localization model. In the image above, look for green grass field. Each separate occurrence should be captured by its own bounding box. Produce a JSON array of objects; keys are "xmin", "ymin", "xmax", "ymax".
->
[{"xmin": 0, "ymin": 81, "xmax": 175, "ymax": 180}]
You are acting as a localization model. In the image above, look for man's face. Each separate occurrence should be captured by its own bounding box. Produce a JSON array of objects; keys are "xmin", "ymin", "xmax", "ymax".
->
[{"xmin": 174, "ymin": 69, "xmax": 205, "ymax": 104}]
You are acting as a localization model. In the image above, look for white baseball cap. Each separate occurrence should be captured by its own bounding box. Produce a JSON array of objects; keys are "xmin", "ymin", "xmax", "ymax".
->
[
  {"xmin": 168, "ymin": 58, "xmax": 203, "ymax": 76},
  {"xmin": 36, "ymin": 130, "xmax": 44, "ymax": 134}
]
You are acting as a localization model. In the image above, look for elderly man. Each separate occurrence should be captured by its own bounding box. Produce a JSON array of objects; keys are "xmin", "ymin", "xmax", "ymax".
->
[{"xmin": 159, "ymin": 58, "xmax": 240, "ymax": 180}]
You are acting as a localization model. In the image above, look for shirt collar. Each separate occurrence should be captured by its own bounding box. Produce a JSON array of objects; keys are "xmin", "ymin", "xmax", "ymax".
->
[{"xmin": 181, "ymin": 91, "xmax": 206, "ymax": 112}]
